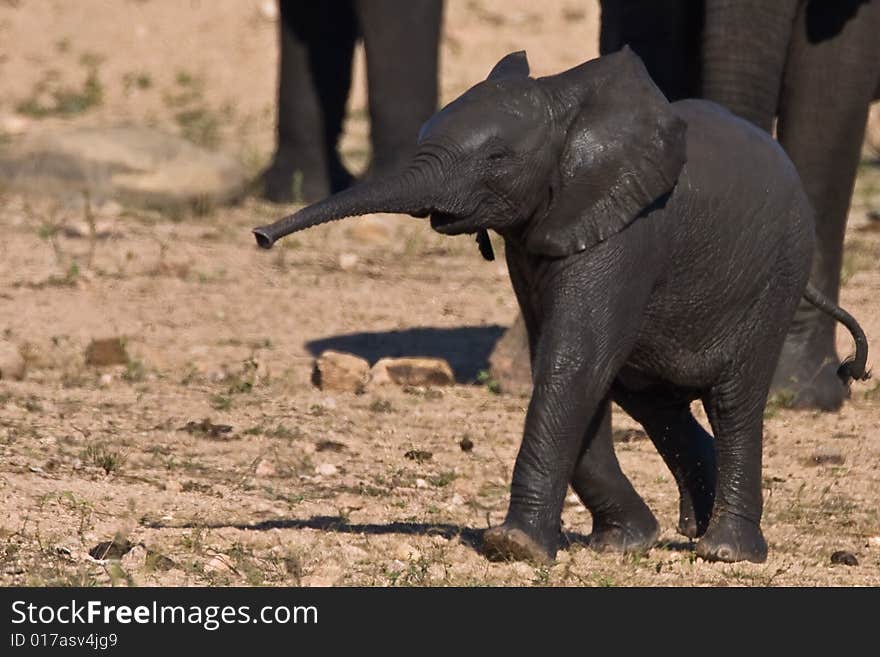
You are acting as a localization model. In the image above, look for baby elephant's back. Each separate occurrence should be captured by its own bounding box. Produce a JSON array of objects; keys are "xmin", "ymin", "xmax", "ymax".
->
[{"xmin": 668, "ymin": 98, "xmax": 814, "ymax": 279}]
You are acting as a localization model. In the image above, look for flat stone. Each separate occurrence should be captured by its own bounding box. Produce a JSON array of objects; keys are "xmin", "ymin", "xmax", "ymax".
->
[
  {"xmin": 0, "ymin": 126, "xmax": 247, "ymax": 212},
  {"xmin": 312, "ymin": 350, "xmax": 370, "ymax": 393},
  {"xmin": 369, "ymin": 357, "xmax": 454, "ymax": 387}
]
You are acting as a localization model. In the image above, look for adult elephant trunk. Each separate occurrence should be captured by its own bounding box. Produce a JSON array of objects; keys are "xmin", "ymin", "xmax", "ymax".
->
[
  {"xmin": 253, "ymin": 167, "xmax": 435, "ymax": 249},
  {"xmin": 701, "ymin": 0, "xmax": 799, "ymax": 132}
]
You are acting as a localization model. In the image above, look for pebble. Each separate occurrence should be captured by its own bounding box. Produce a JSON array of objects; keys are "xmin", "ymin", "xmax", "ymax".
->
[
  {"xmin": 830, "ymin": 550, "xmax": 859, "ymax": 566},
  {"xmin": 315, "ymin": 463, "xmax": 338, "ymax": 477},
  {"xmin": 205, "ymin": 554, "xmax": 236, "ymax": 574},
  {"xmin": 338, "ymin": 253, "xmax": 359, "ymax": 271}
]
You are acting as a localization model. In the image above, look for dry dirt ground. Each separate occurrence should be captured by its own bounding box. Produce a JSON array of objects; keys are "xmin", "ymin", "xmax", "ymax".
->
[{"xmin": 0, "ymin": 1, "xmax": 878, "ymax": 587}]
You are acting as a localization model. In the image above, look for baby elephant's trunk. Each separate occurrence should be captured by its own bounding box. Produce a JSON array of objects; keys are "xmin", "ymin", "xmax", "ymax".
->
[
  {"xmin": 802, "ymin": 283, "xmax": 871, "ymax": 385},
  {"xmin": 253, "ymin": 169, "xmax": 434, "ymax": 249}
]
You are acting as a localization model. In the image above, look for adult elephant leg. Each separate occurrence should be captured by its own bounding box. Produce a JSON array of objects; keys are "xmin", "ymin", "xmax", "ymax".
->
[
  {"xmin": 771, "ymin": 0, "xmax": 880, "ymax": 410},
  {"xmin": 599, "ymin": 0, "xmax": 703, "ymax": 101},
  {"xmin": 612, "ymin": 385, "xmax": 716, "ymax": 539},
  {"xmin": 263, "ymin": 1, "xmax": 357, "ymax": 203},
  {"xmin": 569, "ymin": 400, "xmax": 660, "ymax": 554},
  {"xmin": 700, "ymin": 0, "xmax": 798, "ymax": 132},
  {"xmin": 356, "ymin": 0, "xmax": 443, "ymax": 177}
]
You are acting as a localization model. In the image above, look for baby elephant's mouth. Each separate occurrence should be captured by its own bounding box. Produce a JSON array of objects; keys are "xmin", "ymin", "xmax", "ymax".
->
[{"xmin": 430, "ymin": 211, "xmax": 470, "ymax": 234}]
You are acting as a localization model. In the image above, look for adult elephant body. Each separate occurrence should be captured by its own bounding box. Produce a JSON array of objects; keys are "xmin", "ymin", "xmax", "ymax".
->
[
  {"xmin": 597, "ymin": 0, "xmax": 880, "ymax": 410},
  {"xmin": 262, "ymin": 0, "xmax": 443, "ymax": 203}
]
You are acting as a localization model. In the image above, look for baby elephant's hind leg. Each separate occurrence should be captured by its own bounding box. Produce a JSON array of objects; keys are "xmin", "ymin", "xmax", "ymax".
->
[
  {"xmin": 570, "ymin": 401, "xmax": 660, "ymax": 554},
  {"xmin": 613, "ymin": 385, "xmax": 717, "ymax": 539},
  {"xmin": 696, "ymin": 373, "xmax": 769, "ymax": 564}
]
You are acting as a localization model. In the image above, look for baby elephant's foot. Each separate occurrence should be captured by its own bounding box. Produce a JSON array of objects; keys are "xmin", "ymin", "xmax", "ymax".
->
[
  {"xmin": 588, "ymin": 511, "xmax": 659, "ymax": 554},
  {"xmin": 696, "ymin": 514, "xmax": 767, "ymax": 563},
  {"xmin": 482, "ymin": 525, "xmax": 555, "ymax": 564}
]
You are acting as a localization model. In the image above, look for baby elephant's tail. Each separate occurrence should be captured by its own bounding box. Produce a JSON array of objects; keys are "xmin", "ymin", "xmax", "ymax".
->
[{"xmin": 802, "ymin": 283, "xmax": 871, "ymax": 386}]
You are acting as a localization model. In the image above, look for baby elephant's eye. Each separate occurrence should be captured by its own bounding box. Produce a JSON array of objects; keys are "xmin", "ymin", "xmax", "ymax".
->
[{"xmin": 487, "ymin": 148, "xmax": 508, "ymax": 161}]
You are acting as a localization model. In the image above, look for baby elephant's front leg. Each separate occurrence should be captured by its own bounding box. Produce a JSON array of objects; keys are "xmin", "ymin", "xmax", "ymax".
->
[
  {"xmin": 482, "ymin": 373, "xmax": 599, "ymax": 563},
  {"xmin": 482, "ymin": 305, "xmax": 635, "ymax": 562},
  {"xmin": 483, "ymin": 240, "xmax": 655, "ymax": 563}
]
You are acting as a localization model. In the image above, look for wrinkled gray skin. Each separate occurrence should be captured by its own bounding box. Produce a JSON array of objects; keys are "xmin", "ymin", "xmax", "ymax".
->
[
  {"xmin": 600, "ymin": 0, "xmax": 880, "ymax": 411},
  {"xmin": 253, "ymin": 50, "xmax": 869, "ymax": 564}
]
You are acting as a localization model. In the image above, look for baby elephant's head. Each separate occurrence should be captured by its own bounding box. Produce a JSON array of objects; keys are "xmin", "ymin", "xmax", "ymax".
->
[{"xmin": 254, "ymin": 47, "xmax": 686, "ymax": 258}]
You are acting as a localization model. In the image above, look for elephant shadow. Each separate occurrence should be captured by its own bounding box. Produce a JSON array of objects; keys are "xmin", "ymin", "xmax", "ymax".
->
[
  {"xmin": 305, "ymin": 325, "xmax": 506, "ymax": 384},
  {"xmin": 145, "ymin": 515, "xmax": 696, "ymax": 558}
]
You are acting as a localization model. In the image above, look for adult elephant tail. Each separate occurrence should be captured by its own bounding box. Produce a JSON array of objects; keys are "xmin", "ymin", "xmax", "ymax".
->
[{"xmin": 802, "ymin": 283, "xmax": 870, "ymax": 385}]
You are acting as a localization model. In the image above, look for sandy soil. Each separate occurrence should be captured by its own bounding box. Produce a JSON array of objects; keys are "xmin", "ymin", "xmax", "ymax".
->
[{"xmin": 0, "ymin": 1, "xmax": 878, "ymax": 587}]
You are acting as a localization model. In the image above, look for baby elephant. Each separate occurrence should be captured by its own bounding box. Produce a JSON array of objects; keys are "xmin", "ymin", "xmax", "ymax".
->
[{"xmin": 253, "ymin": 48, "xmax": 869, "ymax": 564}]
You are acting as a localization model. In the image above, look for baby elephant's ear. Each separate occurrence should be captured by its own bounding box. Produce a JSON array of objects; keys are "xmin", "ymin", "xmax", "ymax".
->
[
  {"xmin": 487, "ymin": 51, "xmax": 530, "ymax": 81},
  {"xmin": 527, "ymin": 49, "xmax": 687, "ymax": 257}
]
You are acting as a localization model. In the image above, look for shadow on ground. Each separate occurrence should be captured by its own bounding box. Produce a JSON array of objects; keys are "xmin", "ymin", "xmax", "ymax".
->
[
  {"xmin": 305, "ymin": 325, "xmax": 506, "ymax": 383},
  {"xmin": 143, "ymin": 514, "xmax": 696, "ymax": 557}
]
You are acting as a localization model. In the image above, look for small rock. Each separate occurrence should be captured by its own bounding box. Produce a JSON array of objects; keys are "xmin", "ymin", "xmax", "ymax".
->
[
  {"xmin": 450, "ymin": 493, "xmax": 465, "ymax": 506},
  {"xmin": 369, "ymin": 357, "xmax": 455, "ymax": 387},
  {"xmin": 85, "ymin": 338, "xmax": 128, "ymax": 367},
  {"xmin": 121, "ymin": 544, "xmax": 148, "ymax": 570},
  {"xmin": 338, "ymin": 253, "xmax": 359, "ymax": 271},
  {"xmin": 180, "ymin": 418, "xmax": 235, "ymax": 440},
  {"xmin": 205, "ymin": 554, "xmax": 236, "ymax": 574},
  {"xmin": 867, "ymin": 536, "xmax": 880, "ymax": 548},
  {"xmin": 315, "ymin": 440, "xmax": 346, "ymax": 453},
  {"xmin": 89, "ymin": 538, "xmax": 134, "ymax": 561},
  {"xmin": 0, "ymin": 342, "xmax": 26, "ymax": 380},
  {"xmin": 830, "ymin": 550, "xmax": 858, "ymax": 566},
  {"xmin": 613, "ymin": 428, "xmax": 649, "ymax": 443},
  {"xmin": 312, "ymin": 350, "xmax": 370, "ymax": 393},
  {"xmin": 255, "ymin": 459, "xmax": 277, "ymax": 478},
  {"xmin": 404, "ymin": 449, "xmax": 433, "ymax": 463},
  {"xmin": 99, "ymin": 373, "xmax": 114, "ymax": 386},
  {"xmin": 415, "ymin": 478, "xmax": 428, "ymax": 489},
  {"xmin": 459, "ymin": 436, "xmax": 474, "ymax": 452},
  {"xmin": 145, "ymin": 550, "xmax": 176, "ymax": 572},
  {"xmin": 315, "ymin": 463, "xmax": 338, "ymax": 476}
]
